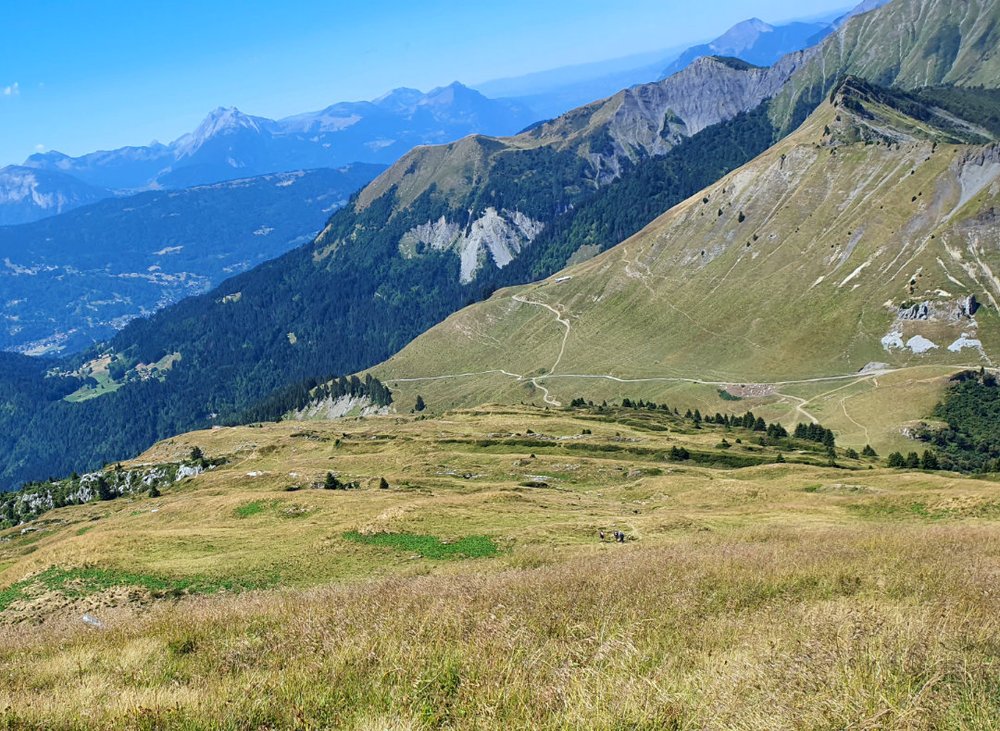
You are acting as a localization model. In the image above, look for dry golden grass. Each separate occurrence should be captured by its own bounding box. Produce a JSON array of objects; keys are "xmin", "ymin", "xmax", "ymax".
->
[
  {"xmin": 0, "ymin": 406, "xmax": 998, "ymax": 728},
  {"xmin": 2, "ymin": 526, "xmax": 998, "ymax": 729}
]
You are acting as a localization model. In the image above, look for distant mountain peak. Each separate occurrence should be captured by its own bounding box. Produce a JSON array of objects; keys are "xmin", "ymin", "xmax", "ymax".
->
[
  {"xmin": 728, "ymin": 17, "xmax": 773, "ymax": 33},
  {"xmin": 373, "ymin": 87, "xmax": 425, "ymax": 110},
  {"xmin": 23, "ymin": 149, "xmax": 73, "ymax": 170},
  {"xmin": 709, "ymin": 18, "xmax": 777, "ymax": 55},
  {"xmin": 661, "ymin": 15, "xmax": 828, "ymax": 80},
  {"xmin": 172, "ymin": 106, "xmax": 270, "ymax": 158},
  {"xmin": 423, "ymin": 81, "xmax": 485, "ymax": 105},
  {"xmin": 194, "ymin": 106, "xmax": 261, "ymax": 136},
  {"xmin": 373, "ymin": 82, "xmax": 484, "ymax": 112},
  {"xmin": 835, "ymin": 0, "xmax": 890, "ymax": 27}
]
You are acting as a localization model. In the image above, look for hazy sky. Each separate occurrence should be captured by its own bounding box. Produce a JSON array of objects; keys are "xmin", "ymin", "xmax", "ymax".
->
[{"xmin": 0, "ymin": 0, "xmax": 851, "ymax": 165}]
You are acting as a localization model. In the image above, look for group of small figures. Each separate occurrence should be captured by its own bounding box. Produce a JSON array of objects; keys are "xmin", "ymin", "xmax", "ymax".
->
[{"xmin": 599, "ymin": 530, "xmax": 627, "ymax": 543}]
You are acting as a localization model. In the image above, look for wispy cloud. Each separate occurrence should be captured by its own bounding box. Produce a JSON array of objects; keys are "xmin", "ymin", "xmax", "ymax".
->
[{"xmin": 2, "ymin": 82, "xmax": 19, "ymax": 97}]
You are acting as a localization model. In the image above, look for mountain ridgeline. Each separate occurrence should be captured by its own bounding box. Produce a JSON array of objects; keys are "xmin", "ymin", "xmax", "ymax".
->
[
  {"xmin": 373, "ymin": 77, "xmax": 1000, "ymax": 444},
  {"xmin": 769, "ymin": 0, "xmax": 1000, "ymax": 134},
  {"xmin": 1, "ymin": 0, "xmax": 1000, "ymax": 489},
  {"xmin": 0, "ymin": 83, "xmax": 533, "ymax": 225}
]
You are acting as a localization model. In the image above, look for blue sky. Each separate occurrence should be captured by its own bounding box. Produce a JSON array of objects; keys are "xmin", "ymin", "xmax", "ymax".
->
[{"xmin": 1, "ymin": 0, "xmax": 851, "ymax": 165}]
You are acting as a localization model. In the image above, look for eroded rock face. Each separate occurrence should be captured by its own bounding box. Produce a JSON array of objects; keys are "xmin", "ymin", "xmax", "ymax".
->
[
  {"xmin": 898, "ymin": 301, "xmax": 931, "ymax": 320},
  {"xmin": 882, "ymin": 295, "xmax": 986, "ymax": 357},
  {"xmin": 618, "ymin": 56, "xmax": 802, "ymax": 145},
  {"xmin": 291, "ymin": 394, "xmax": 390, "ymax": 420},
  {"xmin": 400, "ymin": 217, "xmax": 462, "ymax": 253},
  {"xmin": 897, "ymin": 295, "xmax": 979, "ymax": 322},
  {"xmin": 590, "ymin": 53, "xmax": 811, "ymax": 174},
  {"xmin": 400, "ymin": 207, "xmax": 545, "ymax": 283}
]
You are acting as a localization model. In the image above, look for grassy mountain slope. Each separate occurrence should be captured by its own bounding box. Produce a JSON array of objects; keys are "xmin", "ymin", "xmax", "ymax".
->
[
  {"xmin": 1, "ymin": 404, "xmax": 998, "ymax": 726},
  {"xmin": 373, "ymin": 80, "xmax": 1000, "ymax": 451},
  {"xmin": 771, "ymin": 0, "xmax": 1000, "ymax": 132}
]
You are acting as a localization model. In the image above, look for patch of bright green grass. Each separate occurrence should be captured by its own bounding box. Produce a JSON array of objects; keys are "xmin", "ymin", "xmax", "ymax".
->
[
  {"xmin": 63, "ymin": 371, "xmax": 123, "ymax": 403},
  {"xmin": 234, "ymin": 500, "xmax": 275, "ymax": 519},
  {"xmin": 344, "ymin": 532, "xmax": 499, "ymax": 560}
]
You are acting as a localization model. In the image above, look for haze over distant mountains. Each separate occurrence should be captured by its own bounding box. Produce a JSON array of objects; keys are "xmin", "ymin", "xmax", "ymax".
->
[
  {"xmin": 659, "ymin": 18, "xmax": 833, "ymax": 78},
  {"xmin": 22, "ymin": 83, "xmax": 532, "ymax": 191},
  {"xmin": 0, "ymin": 3, "xmax": 885, "ymax": 227},
  {"xmin": 474, "ymin": 0, "xmax": 888, "ymax": 119},
  {"xmin": 0, "ymin": 83, "xmax": 532, "ymax": 225},
  {"xmin": 0, "ymin": 166, "xmax": 112, "ymax": 226}
]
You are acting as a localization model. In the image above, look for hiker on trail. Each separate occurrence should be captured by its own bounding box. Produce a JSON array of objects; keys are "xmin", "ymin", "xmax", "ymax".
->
[
  {"xmin": 599, "ymin": 530, "xmax": 606, "ymax": 542},
  {"xmin": 617, "ymin": 531, "xmax": 625, "ymax": 543}
]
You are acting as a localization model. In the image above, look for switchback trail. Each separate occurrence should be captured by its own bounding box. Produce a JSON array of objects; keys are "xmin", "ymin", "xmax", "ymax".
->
[{"xmin": 510, "ymin": 294, "xmax": 573, "ymax": 406}]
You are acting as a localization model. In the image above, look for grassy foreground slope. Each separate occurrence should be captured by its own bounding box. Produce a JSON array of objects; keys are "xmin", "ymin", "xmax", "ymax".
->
[
  {"xmin": 373, "ymin": 80, "xmax": 1000, "ymax": 449},
  {"xmin": 0, "ymin": 405, "xmax": 998, "ymax": 727}
]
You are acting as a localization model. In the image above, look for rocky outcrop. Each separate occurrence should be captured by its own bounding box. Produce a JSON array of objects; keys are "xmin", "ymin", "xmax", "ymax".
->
[
  {"xmin": 609, "ymin": 54, "xmax": 809, "ymax": 151},
  {"xmin": 400, "ymin": 208, "xmax": 545, "ymax": 283},
  {"xmin": 400, "ymin": 217, "xmax": 462, "ymax": 253},
  {"xmin": 897, "ymin": 295, "xmax": 979, "ymax": 322},
  {"xmin": 0, "ymin": 458, "xmax": 221, "ymax": 528},
  {"xmin": 291, "ymin": 394, "xmax": 390, "ymax": 420},
  {"xmin": 897, "ymin": 301, "xmax": 931, "ymax": 320}
]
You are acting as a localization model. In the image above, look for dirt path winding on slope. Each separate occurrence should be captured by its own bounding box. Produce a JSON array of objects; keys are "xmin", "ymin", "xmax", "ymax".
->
[{"xmin": 511, "ymin": 294, "xmax": 572, "ymax": 406}]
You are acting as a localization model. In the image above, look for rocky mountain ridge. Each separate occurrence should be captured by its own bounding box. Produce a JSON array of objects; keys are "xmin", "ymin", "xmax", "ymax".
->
[
  {"xmin": 349, "ymin": 53, "xmax": 809, "ymax": 284},
  {"xmin": 770, "ymin": 0, "xmax": 1000, "ymax": 132}
]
